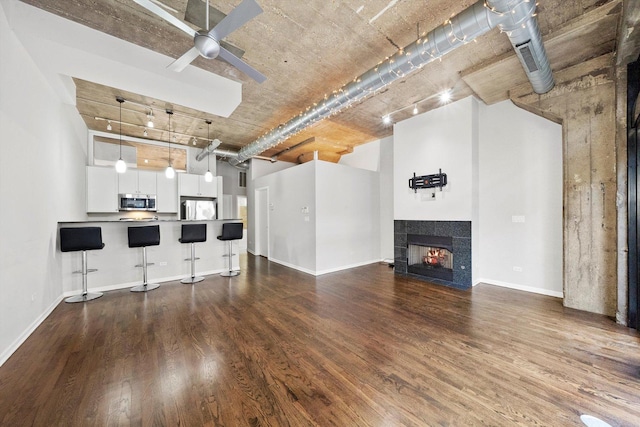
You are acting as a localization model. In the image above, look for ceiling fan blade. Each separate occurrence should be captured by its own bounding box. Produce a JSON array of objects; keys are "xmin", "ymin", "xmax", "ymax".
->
[
  {"xmin": 209, "ymin": 0, "xmax": 263, "ymax": 42},
  {"xmin": 218, "ymin": 47, "xmax": 266, "ymax": 83},
  {"xmin": 132, "ymin": 0, "xmax": 197, "ymax": 37},
  {"xmin": 167, "ymin": 47, "xmax": 200, "ymax": 72}
]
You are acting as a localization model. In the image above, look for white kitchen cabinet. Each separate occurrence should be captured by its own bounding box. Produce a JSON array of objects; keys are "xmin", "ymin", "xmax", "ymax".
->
[
  {"xmin": 156, "ymin": 172, "xmax": 178, "ymax": 213},
  {"xmin": 118, "ymin": 170, "xmax": 157, "ymax": 195},
  {"xmin": 87, "ymin": 166, "xmax": 118, "ymax": 213},
  {"xmin": 179, "ymin": 173, "xmax": 218, "ymax": 197}
]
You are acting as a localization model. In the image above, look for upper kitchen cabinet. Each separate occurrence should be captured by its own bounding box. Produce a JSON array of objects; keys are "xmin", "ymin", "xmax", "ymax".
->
[
  {"xmin": 156, "ymin": 172, "xmax": 178, "ymax": 213},
  {"xmin": 179, "ymin": 173, "xmax": 217, "ymax": 198},
  {"xmin": 118, "ymin": 170, "xmax": 156, "ymax": 195},
  {"xmin": 87, "ymin": 166, "xmax": 118, "ymax": 213}
]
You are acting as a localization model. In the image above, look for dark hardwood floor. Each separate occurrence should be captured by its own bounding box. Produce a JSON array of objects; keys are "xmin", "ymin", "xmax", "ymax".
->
[{"xmin": 1, "ymin": 254, "xmax": 639, "ymax": 426}]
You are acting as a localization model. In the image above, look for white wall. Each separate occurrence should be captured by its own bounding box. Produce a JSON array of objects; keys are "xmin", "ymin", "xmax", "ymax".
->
[
  {"xmin": 477, "ymin": 100, "xmax": 563, "ymax": 296},
  {"xmin": 253, "ymin": 162, "xmax": 317, "ymax": 272},
  {"xmin": 247, "ymin": 158, "xmax": 295, "ymax": 253},
  {"xmin": 394, "ymin": 97, "xmax": 477, "ymax": 221},
  {"xmin": 392, "ymin": 96, "xmax": 562, "ymax": 297},
  {"xmin": 0, "ymin": 2, "xmax": 88, "ymax": 365},
  {"xmin": 340, "ymin": 136, "xmax": 395, "ymax": 261},
  {"xmin": 316, "ymin": 161, "xmax": 380, "ymax": 273}
]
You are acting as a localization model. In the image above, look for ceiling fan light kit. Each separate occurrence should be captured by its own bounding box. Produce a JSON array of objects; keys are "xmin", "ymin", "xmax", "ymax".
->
[{"xmin": 194, "ymin": 31, "xmax": 220, "ymax": 58}]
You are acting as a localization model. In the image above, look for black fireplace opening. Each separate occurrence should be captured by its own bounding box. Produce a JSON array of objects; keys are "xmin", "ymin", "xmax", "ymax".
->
[{"xmin": 407, "ymin": 234, "xmax": 454, "ymax": 282}]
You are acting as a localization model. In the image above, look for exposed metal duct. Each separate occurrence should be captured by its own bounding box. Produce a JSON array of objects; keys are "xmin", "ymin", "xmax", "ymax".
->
[
  {"xmin": 487, "ymin": 0, "xmax": 554, "ymax": 93},
  {"xmin": 228, "ymin": 0, "xmax": 553, "ymax": 164},
  {"xmin": 195, "ymin": 138, "xmax": 222, "ymax": 161}
]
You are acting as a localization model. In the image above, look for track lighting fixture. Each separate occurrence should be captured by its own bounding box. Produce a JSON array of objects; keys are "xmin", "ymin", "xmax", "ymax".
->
[
  {"xmin": 204, "ymin": 120, "xmax": 213, "ymax": 183},
  {"xmin": 107, "ymin": 120, "xmax": 112, "ymax": 131},
  {"xmin": 165, "ymin": 110, "xmax": 175, "ymax": 179},
  {"xmin": 381, "ymin": 88, "xmax": 454, "ymax": 124},
  {"xmin": 192, "ymin": 137, "xmax": 198, "ymax": 146},
  {"xmin": 439, "ymin": 89, "xmax": 452, "ymax": 103},
  {"xmin": 115, "ymin": 97, "xmax": 127, "ymax": 174},
  {"xmin": 147, "ymin": 109, "xmax": 154, "ymax": 128},
  {"xmin": 143, "ymin": 128, "xmax": 148, "ymax": 137}
]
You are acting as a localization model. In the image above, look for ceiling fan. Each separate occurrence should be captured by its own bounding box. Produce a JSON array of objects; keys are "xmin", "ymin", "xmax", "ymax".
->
[{"xmin": 133, "ymin": 0, "xmax": 266, "ymax": 83}]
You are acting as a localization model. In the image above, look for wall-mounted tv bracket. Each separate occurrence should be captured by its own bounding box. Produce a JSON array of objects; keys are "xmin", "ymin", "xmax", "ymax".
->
[{"xmin": 409, "ymin": 169, "xmax": 447, "ymax": 193}]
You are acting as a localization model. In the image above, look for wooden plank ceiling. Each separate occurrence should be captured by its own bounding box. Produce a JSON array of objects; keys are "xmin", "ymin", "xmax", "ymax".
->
[{"xmin": 20, "ymin": 0, "xmax": 626, "ymax": 164}]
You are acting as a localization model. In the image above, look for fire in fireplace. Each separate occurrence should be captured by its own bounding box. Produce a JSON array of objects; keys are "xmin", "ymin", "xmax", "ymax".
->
[{"xmin": 406, "ymin": 234, "xmax": 454, "ymax": 281}]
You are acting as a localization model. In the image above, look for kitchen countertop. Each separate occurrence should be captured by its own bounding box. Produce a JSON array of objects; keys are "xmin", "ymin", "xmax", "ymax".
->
[{"xmin": 58, "ymin": 219, "xmax": 242, "ymax": 224}]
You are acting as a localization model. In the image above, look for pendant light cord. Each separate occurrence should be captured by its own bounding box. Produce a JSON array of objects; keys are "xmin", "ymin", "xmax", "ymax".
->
[
  {"xmin": 117, "ymin": 96, "xmax": 124, "ymax": 158},
  {"xmin": 167, "ymin": 110, "xmax": 173, "ymax": 166},
  {"xmin": 206, "ymin": 119, "xmax": 212, "ymax": 171}
]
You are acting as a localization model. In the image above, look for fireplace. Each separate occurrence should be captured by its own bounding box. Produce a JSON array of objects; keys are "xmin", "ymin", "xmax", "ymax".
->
[
  {"xmin": 407, "ymin": 235, "xmax": 454, "ymax": 281},
  {"xmin": 394, "ymin": 220, "xmax": 471, "ymax": 290}
]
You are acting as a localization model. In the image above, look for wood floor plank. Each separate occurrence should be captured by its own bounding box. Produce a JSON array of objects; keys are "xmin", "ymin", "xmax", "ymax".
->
[{"xmin": 1, "ymin": 255, "xmax": 639, "ymax": 426}]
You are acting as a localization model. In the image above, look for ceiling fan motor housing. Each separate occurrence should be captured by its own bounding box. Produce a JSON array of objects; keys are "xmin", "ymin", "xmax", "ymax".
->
[{"xmin": 194, "ymin": 31, "xmax": 220, "ymax": 58}]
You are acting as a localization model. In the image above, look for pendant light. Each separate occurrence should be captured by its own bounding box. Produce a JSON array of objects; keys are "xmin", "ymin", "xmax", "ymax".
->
[
  {"xmin": 165, "ymin": 110, "xmax": 175, "ymax": 179},
  {"xmin": 204, "ymin": 119, "xmax": 213, "ymax": 182},
  {"xmin": 115, "ymin": 97, "xmax": 127, "ymax": 173}
]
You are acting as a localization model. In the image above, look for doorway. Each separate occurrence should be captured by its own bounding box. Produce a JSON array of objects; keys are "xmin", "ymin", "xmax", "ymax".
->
[{"xmin": 255, "ymin": 187, "xmax": 269, "ymax": 258}]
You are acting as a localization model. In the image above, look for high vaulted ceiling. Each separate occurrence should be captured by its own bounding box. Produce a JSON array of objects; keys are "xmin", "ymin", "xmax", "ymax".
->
[{"xmin": 17, "ymin": 0, "xmax": 638, "ymax": 164}]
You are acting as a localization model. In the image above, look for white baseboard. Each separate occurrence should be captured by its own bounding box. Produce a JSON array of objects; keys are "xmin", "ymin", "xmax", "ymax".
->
[
  {"xmin": 269, "ymin": 258, "xmax": 382, "ymax": 276},
  {"xmin": 0, "ymin": 294, "xmax": 64, "ymax": 367},
  {"xmin": 268, "ymin": 258, "xmax": 317, "ymax": 275},
  {"xmin": 315, "ymin": 259, "xmax": 382, "ymax": 276},
  {"xmin": 475, "ymin": 278, "xmax": 563, "ymax": 298}
]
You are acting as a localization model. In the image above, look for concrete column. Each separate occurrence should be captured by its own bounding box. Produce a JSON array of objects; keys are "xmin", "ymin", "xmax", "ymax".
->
[{"xmin": 511, "ymin": 53, "xmax": 618, "ymax": 316}]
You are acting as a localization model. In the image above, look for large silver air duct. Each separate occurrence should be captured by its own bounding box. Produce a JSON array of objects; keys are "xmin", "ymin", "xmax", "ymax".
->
[{"xmin": 230, "ymin": 0, "xmax": 553, "ymax": 164}]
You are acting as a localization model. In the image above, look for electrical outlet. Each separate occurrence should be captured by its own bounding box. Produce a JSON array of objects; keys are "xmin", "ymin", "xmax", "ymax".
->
[
  {"xmin": 513, "ymin": 266, "xmax": 523, "ymax": 272},
  {"xmin": 31, "ymin": 293, "xmax": 36, "ymax": 301},
  {"xmin": 159, "ymin": 261, "xmax": 168, "ymax": 266},
  {"xmin": 512, "ymin": 215, "xmax": 525, "ymax": 223}
]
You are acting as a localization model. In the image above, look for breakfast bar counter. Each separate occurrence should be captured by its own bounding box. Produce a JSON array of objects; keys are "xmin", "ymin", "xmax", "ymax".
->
[{"xmin": 57, "ymin": 219, "xmax": 243, "ymax": 295}]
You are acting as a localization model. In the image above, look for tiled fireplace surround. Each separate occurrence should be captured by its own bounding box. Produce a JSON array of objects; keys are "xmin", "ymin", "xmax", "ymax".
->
[{"xmin": 394, "ymin": 220, "xmax": 472, "ymax": 290}]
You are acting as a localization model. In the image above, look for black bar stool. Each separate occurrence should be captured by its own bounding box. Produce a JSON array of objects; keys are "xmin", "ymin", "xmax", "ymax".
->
[
  {"xmin": 217, "ymin": 222, "xmax": 243, "ymax": 277},
  {"xmin": 60, "ymin": 227, "xmax": 105, "ymax": 303},
  {"xmin": 179, "ymin": 223, "xmax": 207, "ymax": 284},
  {"xmin": 128, "ymin": 225, "xmax": 160, "ymax": 292}
]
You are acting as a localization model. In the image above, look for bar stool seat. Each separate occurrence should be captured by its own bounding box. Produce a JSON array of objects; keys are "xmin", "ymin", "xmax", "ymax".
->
[
  {"xmin": 128, "ymin": 225, "xmax": 160, "ymax": 292},
  {"xmin": 179, "ymin": 223, "xmax": 207, "ymax": 284},
  {"xmin": 217, "ymin": 222, "xmax": 243, "ymax": 277},
  {"xmin": 60, "ymin": 227, "xmax": 105, "ymax": 303}
]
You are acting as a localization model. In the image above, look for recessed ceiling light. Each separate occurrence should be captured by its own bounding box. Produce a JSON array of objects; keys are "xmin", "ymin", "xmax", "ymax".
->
[{"xmin": 412, "ymin": 104, "xmax": 418, "ymax": 115}]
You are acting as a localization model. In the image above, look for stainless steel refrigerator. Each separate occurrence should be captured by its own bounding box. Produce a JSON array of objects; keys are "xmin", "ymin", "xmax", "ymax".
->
[{"xmin": 181, "ymin": 199, "xmax": 217, "ymax": 220}]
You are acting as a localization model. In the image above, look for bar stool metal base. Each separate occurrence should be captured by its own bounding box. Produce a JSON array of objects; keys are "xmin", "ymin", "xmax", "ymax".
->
[
  {"xmin": 64, "ymin": 250, "xmax": 104, "ymax": 303},
  {"xmin": 131, "ymin": 283, "xmax": 160, "ymax": 292},
  {"xmin": 181, "ymin": 276, "xmax": 205, "ymax": 284},
  {"xmin": 130, "ymin": 246, "xmax": 159, "ymax": 292},
  {"xmin": 220, "ymin": 270, "xmax": 240, "ymax": 277},
  {"xmin": 65, "ymin": 292, "xmax": 103, "ymax": 303}
]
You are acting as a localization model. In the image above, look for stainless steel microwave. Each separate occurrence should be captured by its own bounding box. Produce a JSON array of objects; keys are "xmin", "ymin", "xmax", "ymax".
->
[{"xmin": 119, "ymin": 194, "xmax": 157, "ymax": 211}]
